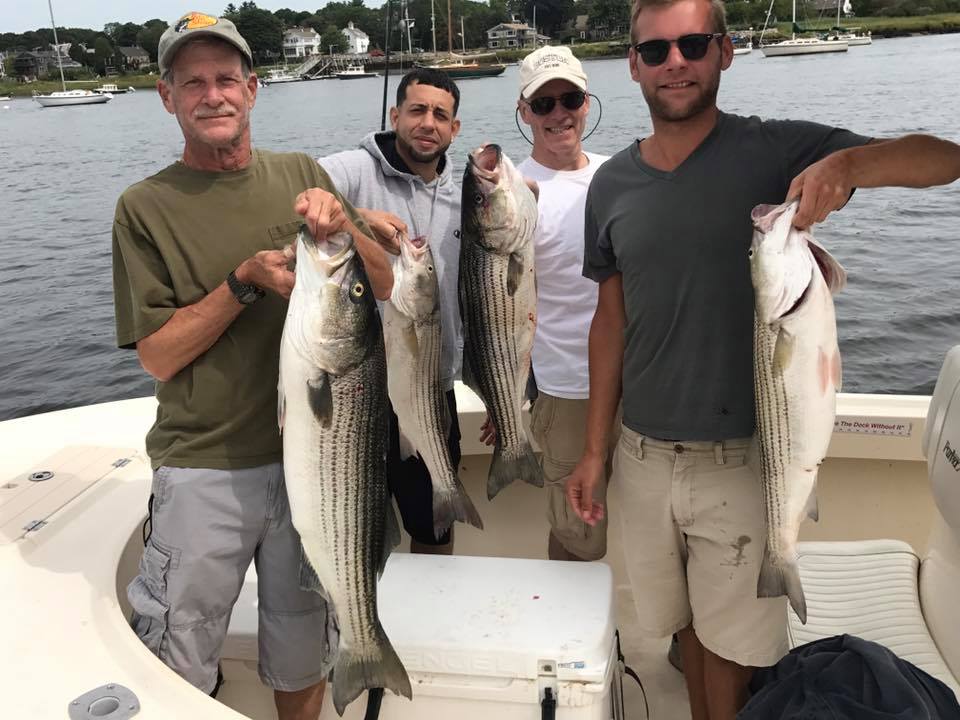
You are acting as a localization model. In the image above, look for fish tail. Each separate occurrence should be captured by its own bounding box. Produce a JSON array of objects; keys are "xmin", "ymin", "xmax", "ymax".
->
[
  {"xmin": 487, "ymin": 441, "xmax": 543, "ymax": 500},
  {"xmin": 331, "ymin": 632, "xmax": 412, "ymax": 716},
  {"xmin": 432, "ymin": 481, "xmax": 484, "ymax": 538},
  {"xmin": 757, "ymin": 544, "xmax": 808, "ymax": 624}
]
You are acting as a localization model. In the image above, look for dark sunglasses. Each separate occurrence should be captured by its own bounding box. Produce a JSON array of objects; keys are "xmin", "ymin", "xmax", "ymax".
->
[
  {"xmin": 524, "ymin": 90, "xmax": 588, "ymax": 116},
  {"xmin": 633, "ymin": 33, "xmax": 725, "ymax": 67}
]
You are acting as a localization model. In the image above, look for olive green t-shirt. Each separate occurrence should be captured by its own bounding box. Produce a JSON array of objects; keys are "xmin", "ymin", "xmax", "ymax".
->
[{"xmin": 112, "ymin": 149, "xmax": 366, "ymax": 470}]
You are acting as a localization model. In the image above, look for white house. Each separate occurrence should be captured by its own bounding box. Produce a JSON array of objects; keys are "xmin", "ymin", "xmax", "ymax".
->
[
  {"xmin": 486, "ymin": 21, "xmax": 540, "ymax": 49},
  {"xmin": 341, "ymin": 22, "xmax": 370, "ymax": 54},
  {"xmin": 283, "ymin": 26, "xmax": 320, "ymax": 58}
]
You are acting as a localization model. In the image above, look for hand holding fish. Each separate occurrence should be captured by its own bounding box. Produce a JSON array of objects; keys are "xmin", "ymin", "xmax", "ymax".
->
[
  {"xmin": 478, "ymin": 414, "xmax": 496, "ymax": 446},
  {"xmin": 786, "ymin": 150, "xmax": 855, "ymax": 229},
  {"xmin": 565, "ymin": 455, "xmax": 606, "ymax": 527},
  {"xmin": 235, "ymin": 248, "xmax": 295, "ymax": 298},
  {"xmin": 295, "ymin": 187, "xmax": 348, "ymax": 241},
  {"xmin": 357, "ymin": 208, "xmax": 407, "ymax": 255}
]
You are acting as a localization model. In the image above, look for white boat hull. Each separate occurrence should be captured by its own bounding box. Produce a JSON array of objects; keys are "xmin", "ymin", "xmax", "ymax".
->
[
  {"xmin": 33, "ymin": 92, "xmax": 111, "ymax": 107},
  {"xmin": 761, "ymin": 38, "xmax": 849, "ymax": 56},
  {"xmin": 733, "ymin": 47, "xmax": 752, "ymax": 55}
]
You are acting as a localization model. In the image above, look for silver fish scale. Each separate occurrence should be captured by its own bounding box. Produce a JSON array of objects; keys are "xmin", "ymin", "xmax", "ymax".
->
[
  {"xmin": 410, "ymin": 315, "xmax": 452, "ymax": 477},
  {"xmin": 753, "ymin": 316, "xmax": 792, "ymax": 561},
  {"xmin": 460, "ymin": 239, "xmax": 523, "ymax": 453},
  {"xmin": 316, "ymin": 334, "xmax": 389, "ymax": 652}
]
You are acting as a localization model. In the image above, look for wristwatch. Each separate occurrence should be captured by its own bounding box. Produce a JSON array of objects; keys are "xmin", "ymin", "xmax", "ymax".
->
[{"xmin": 227, "ymin": 270, "xmax": 265, "ymax": 305}]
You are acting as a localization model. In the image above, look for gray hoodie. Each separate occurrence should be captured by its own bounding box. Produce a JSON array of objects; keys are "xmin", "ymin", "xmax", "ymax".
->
[{"xmin": 319, "ymin": 131, "xmax": 462, "ymax": 390}]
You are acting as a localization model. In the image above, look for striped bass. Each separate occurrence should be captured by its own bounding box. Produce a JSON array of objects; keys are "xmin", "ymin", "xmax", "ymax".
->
[
  {"xmin": 459, "ymin": 144, "xmax": 543, "ymax": 500},
  {"xmin": 383, "ymin": 232, "xmax": 483, "ymax": 536},
  {"xmin": 751, "ymin": 201, "xmax": 846, "ymax": 624},
  {"xmin": 279, "ymin": 227, "xmax": 410, "ymax": 714}
]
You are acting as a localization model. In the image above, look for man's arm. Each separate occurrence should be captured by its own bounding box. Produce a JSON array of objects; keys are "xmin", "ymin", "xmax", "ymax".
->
[
  {"xmin": 136, "ymin": 248, "xmax": 293, "ymax": 382},
  {"xmin": 789, "ymin": 134, "xmax": 960, "ymax": 227},
  {"xmin": 566, "ymin": 272, "xmax": 625, "ymax": 525}
]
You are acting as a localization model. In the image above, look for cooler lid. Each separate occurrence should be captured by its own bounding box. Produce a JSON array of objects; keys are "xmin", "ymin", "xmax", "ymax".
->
[{"xmin": 377, "ymin": 554, "xmax": 615, "ymax": 683}]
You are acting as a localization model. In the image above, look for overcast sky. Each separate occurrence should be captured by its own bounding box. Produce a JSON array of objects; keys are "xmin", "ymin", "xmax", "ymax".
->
[{"xmin": 5, "ymin": 1, "xmax": 385, "ymax": 35}]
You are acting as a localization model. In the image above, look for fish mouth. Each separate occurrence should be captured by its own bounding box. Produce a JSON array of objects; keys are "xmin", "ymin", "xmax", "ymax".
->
[
  {"xmin": 468, "ymin": 144, "xmax": 502, "ymax": 192},
  {"xmin": 398, "ymin": 232, "xmax": 430, "ymax": 266},
  {"xmin": 298, "ymin": 226, "xmax": 354, "ymax": 277}
]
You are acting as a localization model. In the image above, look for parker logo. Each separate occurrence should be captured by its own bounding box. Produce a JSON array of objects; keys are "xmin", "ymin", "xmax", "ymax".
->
[{"xmin": 944, "ymin": 441, "xmax": 960, "ymax": 472}]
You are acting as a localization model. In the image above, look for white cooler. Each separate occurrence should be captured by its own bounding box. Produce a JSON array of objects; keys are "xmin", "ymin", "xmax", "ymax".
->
[{"xmin": 224, "ymin": 554, "xmax": 623, "ymax": 719}]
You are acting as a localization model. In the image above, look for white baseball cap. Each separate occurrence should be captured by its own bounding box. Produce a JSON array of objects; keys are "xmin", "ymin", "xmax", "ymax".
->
[{"xmin": 518, "ymin": 45, "xmax": 588, "ymax": 99}]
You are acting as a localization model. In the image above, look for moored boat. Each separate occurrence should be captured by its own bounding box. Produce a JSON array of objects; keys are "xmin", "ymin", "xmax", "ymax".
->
[
  {"xmin": 335, "ymin": 63, "xmax": 378, "ymax": 79},
  {"xmin": 33, "ymin": 89, "xmax": 112, "ymax": 107}
]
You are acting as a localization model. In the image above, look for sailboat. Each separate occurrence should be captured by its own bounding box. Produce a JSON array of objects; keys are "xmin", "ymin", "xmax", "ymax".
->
[
  {"xmin": 418, "ymin": 8, "xmax": 506, "ymax": 78},
  {"xmin": 826, "ymin": 0, "xmax": 873, "ymax": 45},
  {"xmin": 759, "ymin": 0, "xmax": 848, "ymax": 57},
  {"xmin": 33, "ymin": 0, "xmax": 111, "ymax": 107}
]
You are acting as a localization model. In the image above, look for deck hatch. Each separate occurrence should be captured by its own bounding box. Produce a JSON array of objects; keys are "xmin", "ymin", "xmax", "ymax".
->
[{"xmin": 0, "ymin": 446, "xmax": 137, "ymax": 545}]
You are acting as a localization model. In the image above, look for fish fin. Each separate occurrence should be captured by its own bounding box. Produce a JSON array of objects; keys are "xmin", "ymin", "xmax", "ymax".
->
[
  {"xmin": 757, "ymin": 544, "xmax": 808, "ymax": 624},
  {"xmin": 277, "ymin": 375, "xmax": 286, "ymax": 433},
  {"xmin": 297, "ymin": 545, "xmax": 324, "ymax": 594},
  {"xmin": 506, "ymin": 252, "xmax": 524, "ymax": 297},
  {"xmin": 487, "ymin": 440, "xmax": 543, "ymax": 500},
  {"xmin": 379, "ymin": 499, "xmax": 401, "ymax": 578},
  {"xmin": 397, "ymin": 429, "xmax": 417, "ymax": 462},
  {"xmin": 807, "ymin": 236, "xmax": 847, "ymax": 294},
  {"xmin": 331, "ymin": 630, "xmax": 412, "ymax": 715},
  {"xmin": 307, "ymin": 373, "xmax": 333, "ymax": 428},
  {"xmin": 433, "ymin": 480, "xmax": 484, "ymax": 538},
  {"xmin": 773, "ymin": 330, "xmax": 796, "ymax": 372},
  {"xmin": 804, "ymin": 483, "xmax": 819, "ymax": 522}
]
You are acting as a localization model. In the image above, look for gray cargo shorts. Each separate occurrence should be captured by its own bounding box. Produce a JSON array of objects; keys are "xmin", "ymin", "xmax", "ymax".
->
[{"xmin": 127, "ymin": 463, "xmax": 338, "ymax": 693}]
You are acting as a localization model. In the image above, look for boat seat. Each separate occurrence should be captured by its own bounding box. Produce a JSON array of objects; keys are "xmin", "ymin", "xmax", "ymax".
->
[{"xmin": 788, "ymin": 539, "xmax": 960, "ymax": 697}]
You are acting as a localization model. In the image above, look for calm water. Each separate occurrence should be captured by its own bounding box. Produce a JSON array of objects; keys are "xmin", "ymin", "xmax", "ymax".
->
[{"xmin": 1, "ymin": 35, "xmax": 959, "ymax": 421}]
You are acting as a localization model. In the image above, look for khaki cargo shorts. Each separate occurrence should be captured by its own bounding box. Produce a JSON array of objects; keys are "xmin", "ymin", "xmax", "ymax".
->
[
  {"xmin": 530, "ymin": 393, "xmax": 617, "ymax": 561},
  {"xmin": 613, "ymin": 426, "xmax": 789, "ymax": 668},
  {"xmin": 127, "ymin": 463, "xmax": 338, "ymax": 693}
]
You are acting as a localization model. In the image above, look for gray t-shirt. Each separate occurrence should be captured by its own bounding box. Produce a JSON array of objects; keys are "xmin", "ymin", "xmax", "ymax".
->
[{"xmin": 584, "ymin": 112, "xmax": 871, "ymax": 441}]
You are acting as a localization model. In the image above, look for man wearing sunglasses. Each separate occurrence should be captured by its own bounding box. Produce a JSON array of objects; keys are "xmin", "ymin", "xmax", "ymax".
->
[
  {"xmin": 565, "ymin": 0, "xmax": 960, "ymax": 718},
  {"xmin": 512, "ymin": 46, "xmax": 614, "ymax": 564},
  {"xmin": 319, "ymin": 69, "xmax": 465, "ymax": 557}
]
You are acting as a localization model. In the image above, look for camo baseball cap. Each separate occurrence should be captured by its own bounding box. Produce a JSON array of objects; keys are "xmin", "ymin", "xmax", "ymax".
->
[
  {"xmin": 518, "ymin": 45, "xmax": 587, "ymax": 99},
  {"xmin": 158, "ymin": 11, "xmax": 253, "ymax": 75}
]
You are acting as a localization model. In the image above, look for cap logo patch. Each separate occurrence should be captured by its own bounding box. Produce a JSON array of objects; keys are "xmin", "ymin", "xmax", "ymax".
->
[{"xmin": 175, "ymin": 12, "xmax": 218, "ymax": 33}]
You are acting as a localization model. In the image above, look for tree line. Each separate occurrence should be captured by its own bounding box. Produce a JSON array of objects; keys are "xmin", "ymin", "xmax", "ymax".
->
[{"xmin": 3, "ymin": 0, "xmax": 955, "ymax": 71}]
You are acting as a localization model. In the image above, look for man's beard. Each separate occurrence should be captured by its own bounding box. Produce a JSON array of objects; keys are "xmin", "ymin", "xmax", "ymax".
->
[
  {"xmin": 643, "ymin": 72, "xmax": 720, "ymax": 123},
  {"xmin": 397, "ymin": 133, "xmax": 448, "ymax": 164}
]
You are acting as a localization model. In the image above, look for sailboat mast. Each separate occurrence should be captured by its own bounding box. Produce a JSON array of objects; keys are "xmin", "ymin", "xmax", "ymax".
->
[
  {"xmin": 461, "ymin": 16, "xmax": 466, "ymax": 53},
  {"xmin": 431, "ymin": 0, "xmax": 437, "ymax": 54},
  {"xmin": 447, "ymin": 0, "xmax": 453, "ymax": 53},
  {"xmin": 792, "ymin": 0, "xmax": 797, "ymax": 39},
  {"xmin": 46, "ymin": 0, "xmax": 67, "ymax": 92}
]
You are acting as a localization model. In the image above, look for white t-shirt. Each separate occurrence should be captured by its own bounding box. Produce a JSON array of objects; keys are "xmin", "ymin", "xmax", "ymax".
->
[{"xmin": 518, "ymin": 152, "xmax": 608, "ymax": 400}]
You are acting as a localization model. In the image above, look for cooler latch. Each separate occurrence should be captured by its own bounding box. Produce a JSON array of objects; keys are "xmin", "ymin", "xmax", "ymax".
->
[{"xmin": 538, "ymin": 658, "xmax": 558, "ymax": 720}]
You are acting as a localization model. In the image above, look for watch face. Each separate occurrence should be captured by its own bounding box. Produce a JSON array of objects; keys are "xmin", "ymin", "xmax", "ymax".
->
[{"xmin": 240, "ymin": 290, "xmax": 260, "ymax": 304}]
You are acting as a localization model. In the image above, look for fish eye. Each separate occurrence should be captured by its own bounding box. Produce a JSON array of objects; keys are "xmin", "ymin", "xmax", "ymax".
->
[
  {"xmin": 427, "ymin": 264, "xmax": 434, "ymax": 273},
  {"xmin": 474, "ymin": 193, "xmax": 483, "ymax": 205},
  {"xmin": 351, "ymin": 282, "xmax": 365, "ymax": 297},
  {"xmin": 747, "ymin": 249, "xmax": 754, "ymax": 257}
]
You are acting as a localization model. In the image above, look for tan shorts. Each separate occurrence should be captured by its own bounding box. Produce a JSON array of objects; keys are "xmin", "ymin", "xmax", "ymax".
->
[
  {"xmin": 613, "ymin": 426, "xmax": 789, "ymax": 667},
  {"xmin": 530, "ymin": 393, "xmax": 615, "ymax": 561}
]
